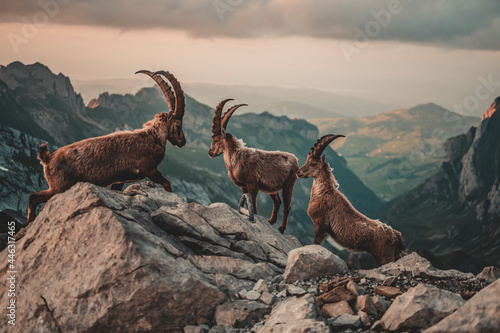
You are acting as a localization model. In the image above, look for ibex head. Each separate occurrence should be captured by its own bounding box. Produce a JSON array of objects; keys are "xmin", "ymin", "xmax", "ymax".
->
[
  {"xmin": 136, "ymin": 70, "xmax": 186, "ymax": 147},
  {"xmin": 208, "ymin": 99, "xmax": 247, "ymax": 158},
  {"xmin": 297, "ymin": 134, "xmax": 345, "ymax": 178}
]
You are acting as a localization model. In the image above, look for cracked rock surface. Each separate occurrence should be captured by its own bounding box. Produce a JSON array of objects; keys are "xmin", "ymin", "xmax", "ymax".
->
[{"xmin": 0, "ymin": 182, "xmax": 300, "ymax": 332}]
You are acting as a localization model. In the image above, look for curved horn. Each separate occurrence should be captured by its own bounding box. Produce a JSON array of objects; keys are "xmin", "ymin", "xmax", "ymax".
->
[
  {"xmin": 135, "ymin": 70, "xmax": 175, "ymax": 115},
  {"xmin": 212, "ymin": 99, "xmax": 234, "ymax": 137},
  {"xmin": 221, "ymin": 104, "xmax": 247, "ymax": 130},
  {"xmin": 155, "ymin": 71, "xmax": 185, "ymax": 120},
  {"xmin": 310, "ymin": 134, "xmax": 345, "ymax": 158}
]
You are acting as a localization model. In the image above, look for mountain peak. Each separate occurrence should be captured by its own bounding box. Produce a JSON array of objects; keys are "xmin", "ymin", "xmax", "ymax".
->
[{"xmin": 481, "ymin": 96, "xmax": 500, "ymax": 122}]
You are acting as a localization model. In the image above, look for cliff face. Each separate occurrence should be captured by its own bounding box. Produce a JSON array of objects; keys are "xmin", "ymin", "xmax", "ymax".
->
[
  {"xmin": 0, "ymin": 61, "xmax": 105, "ymax": 146},
  {"xmin": 381, "ymin": 97, "xmax": 500, "ymax": 271}
]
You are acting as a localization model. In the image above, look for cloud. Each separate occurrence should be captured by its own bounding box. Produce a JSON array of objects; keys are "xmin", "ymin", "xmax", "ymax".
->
[{"xmin": 1, "ymin": 0, "xmax": 499, "ymax": 50}]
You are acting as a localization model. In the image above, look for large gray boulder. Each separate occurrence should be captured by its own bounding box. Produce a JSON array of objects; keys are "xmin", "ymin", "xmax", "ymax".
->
[
  {"xmin": 423, "ymin": 278, "xmax": 500, "ymax": 333},
  {"xmin": 379, "ymin": 283, "xmax": 465, "ymax": 331},
  {"xmin": 283, "ymin": 245, "xmax": 348, "ymax": 283},
  {"xmin": 0, "ymin": 182, "xmax": 301, "ymax": 332}
]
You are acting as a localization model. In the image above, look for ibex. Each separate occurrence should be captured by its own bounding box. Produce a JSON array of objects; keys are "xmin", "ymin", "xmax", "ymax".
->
[
  {"xmin": 27, "ymin": 70, "xmax": 186, "ymax": 223},
  {"xmin": 208, "ymin": 99, "xmax": 298, "ymax": 233},
  {"xmin": 297, "ymin": 134, "xmax": 406, "ymax": 265}
]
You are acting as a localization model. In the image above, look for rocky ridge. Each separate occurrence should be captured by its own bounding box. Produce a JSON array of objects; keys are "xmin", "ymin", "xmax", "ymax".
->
[{"xmin": 1, "ymin": 183, "xmax": 499, "ymax": 332}]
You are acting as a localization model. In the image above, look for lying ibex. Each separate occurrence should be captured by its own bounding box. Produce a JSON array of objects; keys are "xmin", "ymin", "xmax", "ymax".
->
[
  {"xmin": 208, "ymin": 99, "xmax": 298, "ymax": 233},
  {"xmin": 27, "ymin": 70, "xmax": 186, "ymax": 222},
  {"xmin": 297, "ymin": 134, "xmax": 406, "ymax": 265}
]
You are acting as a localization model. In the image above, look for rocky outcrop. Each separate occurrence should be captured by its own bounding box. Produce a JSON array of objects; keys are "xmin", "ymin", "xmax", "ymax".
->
[
  {"xmin": 0, "ymin": 182, "xmax": 300, "ymax": 332},
  {"xmin": 423, "ymin": 278, "xmax": 500, "ymax": 333},
  {"xmin": 381, "ymin": 97, "xmax": 500, "ymax": 272}
]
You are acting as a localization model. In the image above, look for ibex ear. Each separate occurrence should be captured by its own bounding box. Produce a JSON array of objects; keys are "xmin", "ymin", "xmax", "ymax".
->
[
  {"xmin": 221, "ymin": 128, "xmax": 226, "ymax": 136},
  {"xmin": 321, "ymin": 155, "xmax": 326, "ymax": 162}
]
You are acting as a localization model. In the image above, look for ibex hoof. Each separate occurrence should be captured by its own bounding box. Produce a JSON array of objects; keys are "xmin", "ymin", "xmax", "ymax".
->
[{"xmin": 278, "ymin": 226, "xmax": 285, "ymax": 234}]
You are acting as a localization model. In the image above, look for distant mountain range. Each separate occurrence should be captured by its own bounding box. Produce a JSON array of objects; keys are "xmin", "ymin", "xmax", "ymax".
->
[
  {"xmin": 0, "ymin": 61, "xmax": 383, "ymax": 250},
  {"xmin": 381, "ymin": 98, "xmax": 500, "ymax": 273},
  {"xmin": 310, "ymin": 104, "xmax": 480, "ymax": 200},
  {"xmin": 73, "ymin": 79, "xmax": 400, "ymax": 119}
]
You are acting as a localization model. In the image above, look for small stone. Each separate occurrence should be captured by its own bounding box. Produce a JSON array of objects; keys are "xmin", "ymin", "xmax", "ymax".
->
[
  {"xmin": 200, "ymin": 324, "xmax": 210, "ymax": 331},
  {"xmin": 346, "ymin": 280, "xmax": 365, "ymax": 296},
  {"xmin": 374, "ymin": 286, "xmax": 403, "ymax": 298},
  {"xmin": 321, "ymin": 301, "xmax": 354, "ymax": 318},
  {"xmin": 246, "ymin": 290, "xmax": 261, "ymax": 301},
  {"xmin": 286, "ymin": 284, "xmax": 307, "ymax": 296},
  {"xmin": 225, "ymin": 328, "xmax": 240, "ymax": 333},
  {"xmin": 382, "ymin": 276, "xmax": 397, "ymax": 287},
  {"xmin": 358, "ymin": 311, "xmax": 371, "ymax": 327},
  {"xmin": 254, "ymin": 279, "xmax": 268, "ymax": 293},
  {"xmin": 477, "ymin": 266, "xmax": 500, "ymax": 283},
  {"xmin": 260, "ymin": 292, "xmax": 275, "ymax": 305},
  {"xmin": 319, "ymin": 277, "xmax": 349, "ymax": 292},
  {"xmin": 412, "ymin": 267, "xmax": 421, "ymax": 277},
  {"xmin": 208, "ymin": 326, "xmax": 225, "ymax": 333},
  {"xmin": 307, "ymin": 286, "xmax": 318, "ymax": 295},
  {"xmin": 360, "ymin": 278, "xmax": 367, "ymax": 284},
  {"xmin": 214, "ymin": 300, "xmax": 270, "ymax": 328},
  {"xmin": 317, "ymin": 286, "xmax": 355, "ymax": 306},
  {"xmin": 371, "ymin": 295, "xmax": 391, "ymax": 314},
  {"xmin": 329, "ymin": 314, "xmax": 361, "ymax": 328},
  {"xmin": 277, "ymin": 289, "xmax": 287, "ymax": 298},
  {"xmin": 184, "ymin": 325, "xmax": 204, "ymax": 333},
  {"xmin": 358, "ymin": 269, "xmax": 387, "ymax": 281},
  {"xmin": 278, "ymin": 280, "xmax": 286, "ymax": 290},
  {"xmin": 355, "ymin": 295, "xmax": 377, "ymax": 316},
  {"xmin": 238, "ymin": 289, "xmax": 248, "ymax": 299}
]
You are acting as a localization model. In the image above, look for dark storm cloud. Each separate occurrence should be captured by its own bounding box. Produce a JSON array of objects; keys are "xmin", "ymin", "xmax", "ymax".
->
[{"xmin": 1, "ymin": 0, "xmax": 499, "ymax": 50}]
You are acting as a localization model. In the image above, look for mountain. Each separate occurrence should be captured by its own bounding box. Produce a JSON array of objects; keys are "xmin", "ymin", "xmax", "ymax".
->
[
  {"xmin": 0, "ymin": 61, "xmax": 384, "ymax": 251},
  {"xmin": 381, "ymin": 97, "xmax": 500, "ymax": 272},
  {"xmin": 310, "ymin": 104, "xmax": 480, "ymax": 200}
]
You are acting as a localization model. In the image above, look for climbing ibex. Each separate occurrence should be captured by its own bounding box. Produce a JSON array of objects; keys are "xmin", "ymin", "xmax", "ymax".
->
[
  {"xmin": 297, "ymin": 134, "xmax": 406, "ymax": 265},
  {"xmin": 208, "ymin": 99, "xmax": 298, "ymax": 233},
  {"xmin": 28, "ymin": 70, "xmax": 186, "ymax": 222}
]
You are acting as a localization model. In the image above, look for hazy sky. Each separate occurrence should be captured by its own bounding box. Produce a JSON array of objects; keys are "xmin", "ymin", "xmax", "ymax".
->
[{"xmin": 0, "ymin": 0, "xmax": 499, "ymax": 115}]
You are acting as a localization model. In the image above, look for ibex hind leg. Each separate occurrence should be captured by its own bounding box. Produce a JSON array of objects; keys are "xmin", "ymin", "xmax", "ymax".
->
[
  {"xmin": 278, "ymin": 176, "xmax": 296, "ymax": 234},
  {"xmin": 147, "ymin": 169, "xmax": 172, "ymax": 192},
  {"xmin": 268, "ymin": 193, "xmax": 282, "ymax": 225},
  {"xmin": 28, "ymin": 189, "xmax": 57, "ymax": 222}
]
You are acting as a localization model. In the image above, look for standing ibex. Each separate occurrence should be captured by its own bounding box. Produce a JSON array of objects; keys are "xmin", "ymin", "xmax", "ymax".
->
[
  {"xmin": 208, "ymin": 99, "xmax": 298, "ymax": 233},
  {"xmin": 27, "ymin": 70, "xmax": 186, "ymax": 222},
  {"xmin": 297, "ymin": 134, "xmax": 406, "ymax": 265}
]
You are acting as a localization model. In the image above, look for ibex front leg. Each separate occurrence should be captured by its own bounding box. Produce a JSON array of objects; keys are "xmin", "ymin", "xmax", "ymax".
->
[{"xmin": 147, "ymin": 169, "xmax": 172, "ymax": 192}]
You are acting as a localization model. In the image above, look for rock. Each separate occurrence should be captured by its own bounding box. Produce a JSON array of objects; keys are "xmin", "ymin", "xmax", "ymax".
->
[
  {"xmin": 286, "ymin": 284, "xmax": 307, "ymax": 296},
  {"xmin": 253, "ymin": 279, "xmax": 268, "ymax": 293},
  {"xmin": 317, "ymin": 286, "xmax": 355, "ymax": 306},
  {"xmin": 184, "ymin": 326, "xmax": 205, "ymax": 333},
  {"xmin": 423, "ymin": 278, "xmax": 500, "ymax": 333},
  {"xmin": 358, "ymin": 269, "xmax": 387, "ymax": 281},
  {"xmin": 477, "ymin": 266, "xmax": 500, "ymax": 283},
  {"xmin": 355, "ymin": 295, "xmax": 378, "ymax": 316},
  {"xmin": 319, "ymin": 276, "xmax": 350, "ymax": 292},
  {"xmin": 382, "ymin": 276, "xmax": 397, "ymax": 286},
  {"xmin": 238, "ymin": 289, "xmax": 248, "ymax": 299},
  {"xmin": 321, "ymin": 301, "xmax": 354, "ymax": 318},
  {"xmin": 358, "ymin": 311, "xmax": 371, "ymax": 327},
  {"xmin": 246, "ymin": 290, "xmax": 261, "ymax": 301},
  {"xmin": 329, "ymin": 314, "xmax": 361, "ymax": 328},
  {"xmin": 378, "ymin": 253, "xmax": 474, "ymax": 280},
  {"xmin": 214, "ymin": 300, "xmax": 270, "ymax": 327},
  {"xmin": 374, "ymin": 286, "xmax": 403, "ymax": 298},
  {"xmin": 307, "ymin": 286, "xmax": 318, "ymax": 295},
  {"xmin": 256, "ymin": 294, "xmax": 328, "ymax": 332},
  {"xmin": 283, "ymin": 245, "xmax": 348, "ymax": 283},
  {"xmin": 277, "ymin": 289, "xmax": 287, "ymax": 298},
  {"xmin": 347, "ymin": 280, "xmax": 365, "ymax": 296},
  {"xmin": 259, "ymin": 292, "xmax": 275, "ymax": 305},
  {"xmin": 371, "ymin": 295, "xmax": 391, "ymax": 314},
  {"xmin": 380, "ymin": 283, "xmax": 466, "ymax": 331},
  {"xmin": 208, "ymin": 326, "xmax": 225, "ymax": 333},
  {"xmin": 0, "ymin": 183, "xmax": 301, "ymax": 332}
]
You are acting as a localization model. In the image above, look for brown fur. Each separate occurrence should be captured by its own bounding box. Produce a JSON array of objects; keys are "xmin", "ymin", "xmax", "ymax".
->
[
  {"xmin": 27, "ymin": 71, "xmax": 187, "ymax": 223},
  {"xmin": 209, "ymin": 100, "xmax": 298, "ymax": 233},
  {"xmin": 298, "ymin": 136, "xmax": 406, "ymax": 266}
]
